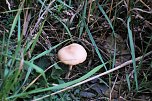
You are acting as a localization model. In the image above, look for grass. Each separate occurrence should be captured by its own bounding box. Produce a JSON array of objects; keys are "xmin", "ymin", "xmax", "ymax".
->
[{"xmin": 0, "ymin": 0, "xmax": 152, "ymax": 100}]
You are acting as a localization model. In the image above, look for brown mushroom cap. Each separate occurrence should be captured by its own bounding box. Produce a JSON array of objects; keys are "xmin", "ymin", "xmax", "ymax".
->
[{"xmin": 58, "ymin": 43, "xmax": 87, "ymax": 66}]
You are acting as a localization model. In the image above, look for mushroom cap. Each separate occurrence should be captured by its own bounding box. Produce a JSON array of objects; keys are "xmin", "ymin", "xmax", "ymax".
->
[{"xmin": 58, "ymin": 43, "xmax": 87, "ymax": 66}]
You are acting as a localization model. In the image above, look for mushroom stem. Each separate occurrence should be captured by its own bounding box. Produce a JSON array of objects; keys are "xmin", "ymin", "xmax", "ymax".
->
[{"xmin": 65, "ymin": 65, "xmax": 73, "ymax": 79}]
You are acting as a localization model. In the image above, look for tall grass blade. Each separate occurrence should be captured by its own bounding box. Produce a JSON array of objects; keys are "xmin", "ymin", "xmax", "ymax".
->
[
  {"xmin": 54, "ymin": 16, "xmax": 72, "ymax": 39},
  {"xmin": 126, "ymin": 73, "xmax": 131, "ymax": 91},
  {"xmin": 5, "ymin": 0, "xmax": 25, "ymax": 68},
  {"xmin": 79, "ymin": 0, "xmax": 87, "ymax": 38},
  {"xmin": 96, "ymin": 0, "xmax": 116, "ymax": 68},
  {"xmin": 11, "ymin": 15, "xmax": 22, "ymax": 67},
  {"xmin": 96, "ymin": 0, "xmax": 115, "ymax": 36},
  {"xmin": 30, "ymin": 20, "xmax": 46, "ymax": 54},
  {"xmin": 0, "ymin": 32, "xmax": 5, "ymax": 78},
  {"xmin": 84, "ymin": 21, "xmax": 107, "ymax": 71},
  {"xmin": 8, "ymin": 1, "xmax": 24, "ymax": 40},
  {"xmin": 30, "ymin": 39, "xmax": 70, "ymax": 62},
  {"xmin": 127, "ymin": 16, "xmax": 138, "ymax": 90}
]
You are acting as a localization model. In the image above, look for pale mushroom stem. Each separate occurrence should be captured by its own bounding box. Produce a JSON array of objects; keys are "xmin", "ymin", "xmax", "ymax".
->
[{"xmin": 65, "ymin": 65, "xmax": 73, "ymax": 79}]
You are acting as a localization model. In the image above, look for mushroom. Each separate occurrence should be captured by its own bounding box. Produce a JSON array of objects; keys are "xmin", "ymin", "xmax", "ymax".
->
[{"xmin": 58, "ymin": 43, "xmax": 87, "ymax": 78}]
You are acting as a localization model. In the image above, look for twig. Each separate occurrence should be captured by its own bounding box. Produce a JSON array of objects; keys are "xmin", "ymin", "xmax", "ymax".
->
[
  {"xmin": 6, "ymin": 0, "xmax": 11, "ymax": 10},
  {"xmin": 30, "ymin": 0, "xmax": 55, "ymax": 36},
  {"xmin": 87, "ymin": 0, "xmax": 93, "ymax": 23},
  {"xmin": 110, "ymin": 74, "xmax": 118, "ymax": 100},
  {"xmin": 33, "ymin": 51, "xmax": 152, "ymax": 101}
]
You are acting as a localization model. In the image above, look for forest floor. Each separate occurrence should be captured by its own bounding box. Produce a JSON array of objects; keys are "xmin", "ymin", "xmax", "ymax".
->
[{"xmin": 0, "ymin": 0, "xmax": 152, "ymax": 101}]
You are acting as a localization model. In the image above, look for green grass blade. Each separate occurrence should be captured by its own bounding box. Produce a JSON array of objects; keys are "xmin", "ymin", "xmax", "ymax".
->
[
  {"xmin": 8, "ymin": 2, "xmax": 24, "ymax": 40},
  {"xmin": 0, "ymin": 7, "xmax": 32, "ymax": 14},
  {"xmin": 84, "ymin": 21, "xmax": 107, "ymax": 71},
  {"xmin": 38, "ymin": 0, "xmax": 72, "ymax": 39},
  {"xmin": 96, "ymin": 0, "xmax": 116, "ymax": 68},
  {"xmin": 112, "ymin": 40, "xmax": 116, "ymax": 68},
  {"xmin": 30, "ymin": 20, "xmax": 46, "ymax": 54},
  {"xmin": 38, "ymin": 0, "xmax": 73, "ymax": 13},
  {"xmin": 30, "ymin": 39, "xmax": 70, "ymax": 62},
  {"xmin": 4, "ymin": 1, "xmax": 25, "ymax": 70},
  {"xmin": 127, "ymin": 16, "xmax": 138, "ymax": 90},
  {"xmin": 96, "ymin": 0, "xmax": 115, "ymax": 36},
  {"xmin": 56, "ymin": 0, "xmax": 72, "ymax": 9},
  {"xmin": 17, "ymin": 15, "xmax": 21, "ymax": 42},
  {"xmin": 143, "ymin": 34, "xmax": 152, "ymax": 54},
  {"xmin": 7, "ymin": 62, "xmax": 107, "ymax": 99},
  {"xmin": 24, "ymin": 61, "xmax": 45, "ymax": 78},
  {"xmin": 54, "ymin": 16, "xmax": 72, "ymax": 39},
  {"xmin": 1, "ymin": 54, "xmax": 46, "ymax": 82},
  {"xmin": 16, "ymin": 64, "xmax": 33, "ymax": 94},
  {"xmin": 79, "ymin": 0, "xmax": 87, "ymax": 38},
  {"xmin": 10, "ymin": 15, "xmax": 22, "ymax": 68},
  {"xmin": 0, "ymin": 69, "xmax": 19, "ymax": 98},
  {"xmin": 126, "ymin": 73, "xmax": 131, "ymax": 91},
  {"xmin": 0, "ymin": 32, "xmax": 5, "ymax": 78}
]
